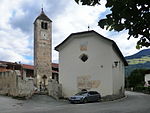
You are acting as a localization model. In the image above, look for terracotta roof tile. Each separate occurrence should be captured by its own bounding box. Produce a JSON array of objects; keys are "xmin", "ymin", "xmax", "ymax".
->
[
  {"xmin": 0, "ymin": 60, "xmax": 59, "ymax": 73},
  {"xmin": 22, "ymin": 63, "xmax": 58, "ymax": 70},
  {"xmin": 0, "ymin": 68, "xmax": 11, "ymax": 72},
  {"xmin": 22, "ymin": 64, "xmax": 34, "ymax": 70}
]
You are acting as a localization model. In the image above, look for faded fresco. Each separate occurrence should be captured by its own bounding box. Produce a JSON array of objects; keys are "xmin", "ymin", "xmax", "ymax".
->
[
  {"xmin": 77, "ymin": 75, "xmax": 101, "ymax": 90},
  {"xmin": 80, "ymin": 41, "xmax": 88, "ymax": 51}
]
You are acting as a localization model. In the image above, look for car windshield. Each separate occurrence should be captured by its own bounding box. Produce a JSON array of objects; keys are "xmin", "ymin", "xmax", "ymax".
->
[{"xmin": 75, "ymin": 91, "xmax": 87, "ymax": 96}]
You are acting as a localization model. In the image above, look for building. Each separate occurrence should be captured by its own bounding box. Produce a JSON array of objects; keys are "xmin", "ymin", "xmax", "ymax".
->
[
  {"xmin": 34, "ymin": 9, "xmax": 52, "ymax": 88},
  {"xmin": 0, "ymin": 61, "xmax": 59, "ymax": 82},
  {"xmin": 55, "ymin": 30, "xmax": 128, "ymax": 98},
  {"xmin": 145, "ymin": 70, "xmax": 150, "ymax": 87},
  {"xmin": 0, "ymin": 61, "xmax": 35, "ymax": 97}
]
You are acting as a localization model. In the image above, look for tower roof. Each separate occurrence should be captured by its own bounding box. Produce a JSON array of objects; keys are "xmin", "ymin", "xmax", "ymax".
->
[{"xmin": 34, "ymin": 9, "xmax": 52, "ymax": 23}]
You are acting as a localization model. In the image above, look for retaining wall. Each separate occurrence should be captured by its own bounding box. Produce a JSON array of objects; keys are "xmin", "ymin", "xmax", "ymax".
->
[{"xmin": 0, "ymin": 70, "xmax": 34, "ymax": 98}]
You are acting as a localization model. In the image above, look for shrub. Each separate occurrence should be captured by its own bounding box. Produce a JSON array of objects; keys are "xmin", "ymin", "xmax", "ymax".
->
[
  {"xmin": 145, "ymin": 87, "xmax": 150, "ymax": 93},
  {"xmin": 134, "ymin": 85, "xmax": 145, "ymax": 92}
]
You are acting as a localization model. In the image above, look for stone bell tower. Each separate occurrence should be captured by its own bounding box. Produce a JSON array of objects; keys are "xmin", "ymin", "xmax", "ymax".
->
[{"xmin": 34, "ymin": 9, "xmax": 52, "ymax": 88}]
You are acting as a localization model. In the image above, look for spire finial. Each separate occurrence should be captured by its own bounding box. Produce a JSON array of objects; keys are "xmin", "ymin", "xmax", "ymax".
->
[
  {"xmin": 41, "ymin": 3, "xmax": 44, "ymax": 13},
  {"xmin": 88, "ymin": 25, "xmax": 90, "ymax": 31}
]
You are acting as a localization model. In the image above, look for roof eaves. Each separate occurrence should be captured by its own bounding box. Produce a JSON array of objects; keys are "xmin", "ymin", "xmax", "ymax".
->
[
  {"xmin": 55, "ymin": 30, "xmax": 95, "ymax": 51},
  {"xmin": 55, "ymin": 30, "xmax": 113, "ymax": 51},
  {"xmin": 55, "ymin": 30, "xmax": 128, "ymax": 66},
  {"xmin": 88, "ymin": 31, "xmax": 128, "ymax": 66},
  {"xmin": 55, "ymin": 34, "xmax": 73, "ymax": 51}
]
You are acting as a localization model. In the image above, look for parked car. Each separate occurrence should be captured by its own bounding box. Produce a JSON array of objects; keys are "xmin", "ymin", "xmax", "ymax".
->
[{"xmin": 68, "ymin": 91, "xmax": 101, "ymax": 104}]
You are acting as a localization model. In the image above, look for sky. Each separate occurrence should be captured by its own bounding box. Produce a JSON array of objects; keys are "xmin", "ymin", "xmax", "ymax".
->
[{"xmin": 0, "ymin": 0, "xmax": 147, "ymax": 65}]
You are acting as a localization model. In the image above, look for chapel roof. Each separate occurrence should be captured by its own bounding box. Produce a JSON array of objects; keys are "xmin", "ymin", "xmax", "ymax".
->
[{"xmin": 55, "ymin": 30, "xmax": 128, "ymax": 66}]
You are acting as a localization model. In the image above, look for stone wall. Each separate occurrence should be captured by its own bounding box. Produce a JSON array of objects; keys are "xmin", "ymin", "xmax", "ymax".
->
[
  {"xmin": 47, "ymin": 79, "xmax": 62, "ymax": 100},
  {"xmin": 17, "ymin": 77, "xmax": 34, "ymax": 98},
  {"xmin": 0, "ymin": 70, "xmax": 34, "ymax": 98},
  {"xmin": 0, "ymin": 70, "xmax": 17, "ymax": 95}
]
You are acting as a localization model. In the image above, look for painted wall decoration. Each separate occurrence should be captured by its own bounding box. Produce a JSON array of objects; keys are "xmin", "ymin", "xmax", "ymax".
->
[
  {"xmin": 80, "ymin": 41, "xmax": 88, "ymax": 51},
  {"xmin": 77, "ymin": 75, "xmax": 101, "ymax": 90}
]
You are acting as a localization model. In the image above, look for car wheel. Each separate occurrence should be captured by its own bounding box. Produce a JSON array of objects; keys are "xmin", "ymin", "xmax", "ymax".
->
[
  {"xmin": 97, "ymin": 97, "xmax": 101, "ymax": 102},
  {"xmin": 70, "ymin": 101, "xmax": 74, "ymax": 104},
  {"xmin": 83, "ymin": 98, "xmax": 88, "ymax": 103}
]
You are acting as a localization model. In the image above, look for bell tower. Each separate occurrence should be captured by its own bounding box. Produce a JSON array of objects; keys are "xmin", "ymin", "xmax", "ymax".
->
[{"xmin": 34, "ymin": 9, "xmax": 52, "ymax": 88}]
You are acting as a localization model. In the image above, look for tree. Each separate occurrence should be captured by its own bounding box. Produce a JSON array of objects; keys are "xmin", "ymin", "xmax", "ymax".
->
[
  {"xmin": 127, "ymin": 69, "xmax": 146, "ymax": 88},
  {"xmin": 75, "ymin": 0, "xmax": 150, "ymax": 48}
]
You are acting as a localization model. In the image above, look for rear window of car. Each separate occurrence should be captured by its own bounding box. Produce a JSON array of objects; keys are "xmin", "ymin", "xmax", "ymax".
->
[{"xmin": 88, "ymin": 91, "xmax": 99, "ymax": 95}]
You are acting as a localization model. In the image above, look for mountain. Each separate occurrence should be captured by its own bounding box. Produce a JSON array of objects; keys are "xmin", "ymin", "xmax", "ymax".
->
[
  {"xmin": 125, "ymin": 49, "xmax": 150, "ymax": 76},
  {"xmin": 126, "ymin": 49, "xmax": 150, "ymax": 59}
]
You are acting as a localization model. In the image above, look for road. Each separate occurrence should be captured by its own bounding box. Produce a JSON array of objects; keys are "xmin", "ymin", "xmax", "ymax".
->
[{"xmin": 0, "ymin": 91, "xmax": 150, "ymax": 113}]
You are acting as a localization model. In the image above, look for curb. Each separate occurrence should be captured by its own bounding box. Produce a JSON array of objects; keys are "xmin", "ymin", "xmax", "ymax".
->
[{"xmin": 100, "ymin": 95, "xmax": 128, "ymax": 103}]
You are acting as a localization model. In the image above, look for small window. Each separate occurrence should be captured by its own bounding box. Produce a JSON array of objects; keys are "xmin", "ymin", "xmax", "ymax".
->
[
  {"xmin": 41, "ymin": 22, "xmax": 48, "ymax": 29},
  {"xmin": 80, "ymin": 54, "xmax": 88, "ymax": 62}
]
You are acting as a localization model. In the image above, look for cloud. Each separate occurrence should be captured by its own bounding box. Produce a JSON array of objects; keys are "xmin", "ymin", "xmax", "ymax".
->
[
  {"xmin": 52, "ymin": 0, "xmax": 107, "ymax": 62},
  {"xmin": 0, "ymin": 27, "xmax": 32, "ymax": 63},
  {"xmin": 0, "ymin": 0, "xmax": 77, "ymax": 64},
  {"xmin": 0, "ymin": 0, "xmax": 34, "ymax": 64},
  {"xmin": 0, "ymin": 0, "xmax": 146, "ymax": 64},
  {"xmin": 8, "ymin": 1, "xmax": 40, "ymax": 33},
  {"xmin": 107, "ymin": 31, "xmax": 146, "ymax": 56}
]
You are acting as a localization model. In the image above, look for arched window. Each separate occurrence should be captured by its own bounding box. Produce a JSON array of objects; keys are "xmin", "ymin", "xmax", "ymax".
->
[{"xmin": 41, "ymin": 22, "xmax": 48, "ymax": 29}]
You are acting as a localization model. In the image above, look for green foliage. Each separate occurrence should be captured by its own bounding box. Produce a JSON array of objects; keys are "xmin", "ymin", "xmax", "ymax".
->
[
  {"xmin": 75, "ymin": 0, "xmax": 150, "ymax": 48},
  {"xmin": 125, "ymin": 77, "xmax": 129, "ymax": 88},
  {"xmin": 127, "ymin": 69, "xmax": 147, "ymax": 88},
  {"xmin": 75, "ymin": 0, "xmax": 100, "ymax": 6},
  {"xmin": 145, "ymin": 87, "xmax": 150, "ymax": 92},
  {"xmin": 134, "ymin": 85, "xmax": 145, "ymax": 92},
  {"xmin": 127, "ymin": 56, "xmax": 150, "ymax": 65},
  {"xmin": 133, "ymin": 85, "xmax": 150, "ymax": 94}
]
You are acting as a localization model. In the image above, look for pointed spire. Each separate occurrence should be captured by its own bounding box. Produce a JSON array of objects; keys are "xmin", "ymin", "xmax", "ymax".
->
[
  {"xmin": 88, "ymin": 25, "xmax": 90, "ymax": 31},
  {"xmin": 34, "ymin": 5, "xmax": 52, "ymax": 23},
  {"xmin": 41, "ymin": 4, "xmax": 44, "ymax": 14}
]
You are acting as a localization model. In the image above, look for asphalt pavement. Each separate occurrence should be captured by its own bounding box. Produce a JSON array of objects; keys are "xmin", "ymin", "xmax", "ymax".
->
[{"xmin": 0, "ymin": 91, "xmax": 150, "ymax": 113}]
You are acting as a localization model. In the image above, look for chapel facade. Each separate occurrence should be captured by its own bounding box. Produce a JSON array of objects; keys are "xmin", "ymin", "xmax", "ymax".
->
[{"xmin": 55, "ymin": 30, "xmax": 128, "ymax": 98}]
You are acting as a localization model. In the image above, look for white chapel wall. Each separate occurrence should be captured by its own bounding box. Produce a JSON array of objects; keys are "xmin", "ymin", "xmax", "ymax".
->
[
  {"xmin": 59, "ymin": 34, "xmax": 115, "ymax": 97},
  {"xmin": 145, "ymin": 74, "xmax": 150, "ymax": 86},
  {"xmin": 111, "ymin": 48, "xmax": 125, "ymax": 95}
]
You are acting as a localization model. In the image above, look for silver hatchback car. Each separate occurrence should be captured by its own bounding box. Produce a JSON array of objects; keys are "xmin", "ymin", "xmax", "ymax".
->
[{"xmin": 68, "ymin": 91, "xmax": 101, "ymax": 104}]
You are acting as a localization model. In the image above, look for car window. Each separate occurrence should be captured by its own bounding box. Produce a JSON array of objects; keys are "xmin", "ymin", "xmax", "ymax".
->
[
  {"xmin": 75, "ymin": 91, "xmax": 87, "ymax": 96},
  {"xmin": 88, "ymin": 92, "xmax": 94, "ymax": 95},
  {"xmin": 93, "ymin": 91, "xmax": 99, "ymax": 94},
  {"xmin": 88, "ymin": 91, "xmax": 99, "ymax": 95}
]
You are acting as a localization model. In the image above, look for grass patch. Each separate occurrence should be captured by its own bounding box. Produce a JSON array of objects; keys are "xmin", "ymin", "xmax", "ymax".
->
[{"xmin": 127, "ymin": 56, "xmax": 150, "ymax": 65}]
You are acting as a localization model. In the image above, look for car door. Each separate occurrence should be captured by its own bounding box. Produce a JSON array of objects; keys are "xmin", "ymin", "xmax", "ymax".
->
[
  {"xmin": 92, "ymin": 91, "xmax": 100, "ymax": 101},
  {"xmin": 87, "ymin": 91, "xmax": 96, "ymax": 102}
]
